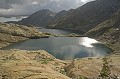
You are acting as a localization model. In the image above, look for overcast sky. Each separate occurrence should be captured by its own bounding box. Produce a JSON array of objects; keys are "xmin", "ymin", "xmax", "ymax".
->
[{"xmin": 0, "ymin": 0, "xmax": 94, "ymax": 22}]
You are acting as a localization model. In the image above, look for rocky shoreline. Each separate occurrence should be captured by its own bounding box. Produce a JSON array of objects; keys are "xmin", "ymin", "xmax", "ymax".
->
[
  {"xmin": 0, "ymin": 22, "xmax": 51, "ymax": 48},
  {"xmin": 0, "ymin": 22, "xmax": 86, "ymax": 48},
  {"xmin": 0, "ymin": 22, "xmax": 120, "ymax": 78}
]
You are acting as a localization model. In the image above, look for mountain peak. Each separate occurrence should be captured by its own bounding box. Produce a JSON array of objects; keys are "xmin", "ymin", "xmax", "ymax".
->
[{"xmin": 18, "ymin": 9, "xmax": 56, "ymax": 27}]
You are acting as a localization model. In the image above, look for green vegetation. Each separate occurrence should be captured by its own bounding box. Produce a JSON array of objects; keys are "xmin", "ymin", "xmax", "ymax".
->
[{"xmin": 99, "ymin": 58, "xmax": 111, "ymax": 78}]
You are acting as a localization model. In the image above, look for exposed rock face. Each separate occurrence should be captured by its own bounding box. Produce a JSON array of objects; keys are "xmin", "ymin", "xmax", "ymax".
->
[
  {"xmin": 0, "ymin": 49, "xmax": 70, "ymax": 79},
  {"xmin": 0, "ymin": 22, "xmax": 47, "ymax": 48},
  {"xmin": 86, "ymin": 9, "xmax": 120, "ymax": 53},
  {"xmin": 48, "ymin": 0, "xmax": 120, "ymax": 32}
]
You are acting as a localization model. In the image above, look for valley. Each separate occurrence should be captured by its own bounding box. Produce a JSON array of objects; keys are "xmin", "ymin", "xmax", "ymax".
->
[{"xmin": 0, "ymin": 0, "xmax": 120, "ymax": 78}]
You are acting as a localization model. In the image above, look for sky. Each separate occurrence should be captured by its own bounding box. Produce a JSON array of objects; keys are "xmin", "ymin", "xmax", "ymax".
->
[{"xmin": 0, "ymin": 0, "xmax": 94, "ymax": 22}]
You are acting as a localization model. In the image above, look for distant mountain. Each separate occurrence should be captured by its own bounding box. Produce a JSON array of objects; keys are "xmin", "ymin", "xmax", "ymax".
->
[
  {"xmin": 18, "ymin": 0, "xmax": 120, "ymax": 33},
  {"xmin": 18, "ymin": 9, "xmax": 68, "ymax": 27},
  {"xmin": 48, "ymin": 0, "xmax": 120, "ymax": 33},
  {"xmin": 18, "ymin": 9, "xmax": 56, "ymax": 27}
]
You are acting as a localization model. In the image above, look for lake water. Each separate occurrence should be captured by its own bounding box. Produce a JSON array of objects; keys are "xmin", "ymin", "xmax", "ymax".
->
[
  {"xmin": 2, "ymin": 29, "xmax": 112, "ymax": 60},
  {"xmin": 39, "ymin": 28, "xmax": 84, "ymax": 35}
]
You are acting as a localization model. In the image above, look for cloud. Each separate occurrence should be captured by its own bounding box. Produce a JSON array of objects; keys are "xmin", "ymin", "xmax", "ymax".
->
[{"xmin": 0, "ymin": 0, "xmax": 94, "ymax": 18}]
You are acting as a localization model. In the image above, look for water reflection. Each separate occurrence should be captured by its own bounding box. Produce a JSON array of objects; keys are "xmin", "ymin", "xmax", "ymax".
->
[
  {"xmin": 2, "ymin": 37, "xmax": 112, "ymax": 60},
  {"xmin": 79, "ymin": 37, "xmax": 99, "ymax": 47}
]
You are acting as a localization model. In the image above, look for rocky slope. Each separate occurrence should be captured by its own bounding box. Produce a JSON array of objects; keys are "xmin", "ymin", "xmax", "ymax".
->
[
  {"xmin": 65, "ymin": 54, "xmax": 120, "ymax": 78},
  {"xmin": 48, "ymin": 0, "xmax": 120, "ymax": 33},
  {"xmin": 0, "ymin": 49, "xmax": 70, "ymax": 79},
  {"xmin": 86, "ymin": 9, "xmax": 120, "ymax": 53},
  {"xmin": 0, "ymin": 49, "xmax": 120, "ymax": 79},
  {"xmin": 0, "ymin": 22, "xmax": 48, "ymax": 48}
]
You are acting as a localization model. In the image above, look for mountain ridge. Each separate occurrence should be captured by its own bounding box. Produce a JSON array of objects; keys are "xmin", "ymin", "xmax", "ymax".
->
[
  {"xmin": 48, "ymin": 0, "xmax": 120, "ymax": 32},
  {"xmin": 18, "ymin": 9, "xmax": 68, "ymax": 27},
  {"xmin": 18, "ymin": 9, "xmax": 56, "ymax": 27},
  {"xmin": 17, "ymin": 0, "xmax": 120, "ymax": 33}
]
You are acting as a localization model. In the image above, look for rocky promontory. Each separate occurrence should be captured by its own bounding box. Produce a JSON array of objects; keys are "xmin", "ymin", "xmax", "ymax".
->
[{"xmin": 0, "ymin": 22, "xmax": 50, "ymax": 48}]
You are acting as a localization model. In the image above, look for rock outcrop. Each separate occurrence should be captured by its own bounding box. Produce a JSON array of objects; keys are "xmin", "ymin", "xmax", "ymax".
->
[
  {"xmin": 0, "ymin": 49, "xmax": 70, "ymax": 79},
  {"xmin": 0, "ymin": 49, "xmax": 120, "ymax": 79},
  {"xmin": 65, "ymin": 54, "xmax": 120, "ymax": 78},
  {"xmin": 0, "ymin": 22, "xmax": 49, "ymax": 48}
]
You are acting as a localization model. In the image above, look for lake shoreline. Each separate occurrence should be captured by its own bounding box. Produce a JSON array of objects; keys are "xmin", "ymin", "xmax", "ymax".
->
[
  {"xmin": 0, "ymin": 25, "xmax": 119, "ymax": 78},
  {"xmin": 0, "ymin": 34, "xmax": 86, "ymax": 49},
  {"xmin": 1, "ymin": 28, "xmax": 112, "ymax": 60}
]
